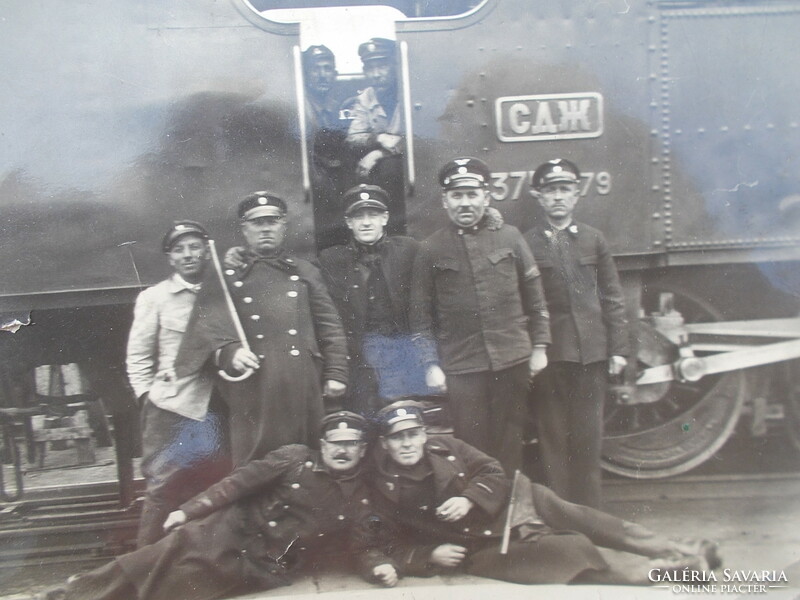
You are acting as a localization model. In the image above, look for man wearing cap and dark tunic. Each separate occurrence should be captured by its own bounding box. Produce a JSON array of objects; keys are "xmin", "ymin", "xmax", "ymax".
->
[
  {"xmin": 409, "ymin": 157, "xmax": 551, "ymax": 473},
  {"xmin": 318, "ymin": 184, "xmax": 428, "ymax": 415},
  {"xmin": 302, "ymin": 45, "xmax": 352, "ymax": 251},
  {"xmin": 46, "ymin": 412, "xmax": 372, "ymax": 600},
  {"xmin": 524, "ymin": 158, "xmax": 629, "ymax": 508},
  {"xmin": 356, "ymin": 401, "xmax": 719, "ymax": 589},
  {"xmin": 174, "ymin": 193, "xmax": 349, "ymax": 468},
  {"xmin": 126, "ymin": 221, "xmax": 230, "ymax": 547},
  {"xmin": 346, "ymin": 37, "xmax": 406, "ymax": 235}
]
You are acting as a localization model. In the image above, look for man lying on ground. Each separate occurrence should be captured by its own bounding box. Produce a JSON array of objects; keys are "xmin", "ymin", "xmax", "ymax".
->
[
  {"xmin": 357, "ymin": 400, "xmax": 720, "ymax": 588},
  {"xmin": 44, "ymin": 412, "xmax": 371, "ymax": 600}
]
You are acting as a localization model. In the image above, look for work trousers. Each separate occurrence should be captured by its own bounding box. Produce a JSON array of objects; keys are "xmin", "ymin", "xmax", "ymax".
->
[
  {"xmin": 138, "ymin": 396, "xmax": 230, "ymax": 547},
  {"xmin": 445, "ymin": 362, "xmax": 529, "ymax": 474},
  {"xmin": 535, "ymin": 360, "xmax": 606, "ymax": 508}
]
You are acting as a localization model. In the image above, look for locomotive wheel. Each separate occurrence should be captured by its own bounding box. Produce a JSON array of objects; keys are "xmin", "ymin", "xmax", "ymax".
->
[{"xmin": 601, "ymin": 285, "xmax": 746, "ymax": 479}]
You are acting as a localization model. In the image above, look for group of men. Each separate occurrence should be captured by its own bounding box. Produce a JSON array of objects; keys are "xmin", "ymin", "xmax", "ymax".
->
[
  {"xmin": 303, "ymin": 37, "xmax": 407, "ymax": 250},
  {"xmin": 42, "ymin": 156, "xmax": 722, "ymax": 600},
  {"xmin": 126, "ymin": 151, "xmax": 630, "ymax": 559},
  {"xmin": 48, "ymin": 403, "xmax": 718, "ymax": 600}
]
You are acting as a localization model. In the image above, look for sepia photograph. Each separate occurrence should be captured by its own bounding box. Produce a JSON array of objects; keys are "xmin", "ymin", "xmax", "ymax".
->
[{"xmin": 1, "ymin": 1, "xmax": 799, "ymax": 599}]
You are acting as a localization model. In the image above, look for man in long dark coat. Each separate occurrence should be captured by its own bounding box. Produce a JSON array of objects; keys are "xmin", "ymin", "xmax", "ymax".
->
[
  {"xmin": 318, "ymin": 184, "xmax": 428, "ymax": 415},
  {"xmin": 524, "ymin": 158, "xmax": 629, "ymax": 508},
  {"xmin": 47, "ymin": 412, "xmax": 372, "ymax": 600},
  {"xmin": 175, "ymin": 192, "xmax": 349, "ymax": 467},
  {"xmin": 356, "ymin": 401, "xmax": 719, "ymax": 589}
]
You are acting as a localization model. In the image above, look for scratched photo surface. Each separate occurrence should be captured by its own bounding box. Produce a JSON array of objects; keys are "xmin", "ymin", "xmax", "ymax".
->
[{"xmin": 1, "ymin": 1, "xmax": 799, "ymax": 599}]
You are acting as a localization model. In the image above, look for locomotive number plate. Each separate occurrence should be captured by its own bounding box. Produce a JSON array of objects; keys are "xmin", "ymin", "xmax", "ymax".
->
[{"xmin": 495, "ymin": 92, "xmax": 604, "ymax": 142}]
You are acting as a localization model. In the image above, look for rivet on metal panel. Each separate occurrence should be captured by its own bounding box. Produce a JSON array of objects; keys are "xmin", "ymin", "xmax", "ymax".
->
[
  {"xmin": 414, "ymin": 103, "xmax": 422, "ymax": 110},
  {"xmin": 481, "ymin": 98, "xmax": 487, "ymax": 103},
  {"xmin": 652, "ymin": 212, "xmax": 661, "ymax": 219},
  {"xmin": 651, "ymin": 185, "xmax": 660, "ymax": 191},
  {"xmin": 479, "ymin": 72, "xmax": 486, "ymax": 78},
  {"xmin": 482, "ymin": 147, "xmax": 489, "ymax": 152},
  {"xmin": 698, "ymin": 128, "xmax": 705, "ymax": 134},
  {"xmin": 566, "ymin": 43, "xmax": 573, "ymax": 49},
  {"xmin": 653, "ymin": 240, "xmax": 662, "ymax": 246},
  {"xmin": 649, "ymin": 45, "xmax": 657, "ymax": 52},
  {"xmin": 766, "ymin": 123, "xmax": 775, "ymax": 129},
  {"xmin": 466, "ymin": 100, "xmax": 474, "ymax": 107},
  {"xmin": 651, "ymin": 157, "xmax": 659, "ymax": 164},
  {"xmin": 650, "ymin": 130, "xmax": 659, "ymax": 136},
  {"xmin": 649, "ymin": 74, "xmax": 658, "ymax": 80},
  {"xmin": 720, "ymin": 126, "xmax": 729, "ymax": 132},
  {"xmin": 481, "ymin": 123, "xmax": 488, "ymax": 128},
  {"xmin": 650, "ymin": 102, "xmax": 658, "ymax": 109},
  {"xmin": 648, "ymin": 16, "xmax": 656, "ymax": 22},
  {"xmin": 744, "ymin": 124, "xmax": 751, "ymax": 130},
  {"xmin": 791, "ymin": 122, "xmax": 798, "ymax": 128},
  {"xmin": 674, "ymin": 129, "xmax": 682, "ymax": 135}
]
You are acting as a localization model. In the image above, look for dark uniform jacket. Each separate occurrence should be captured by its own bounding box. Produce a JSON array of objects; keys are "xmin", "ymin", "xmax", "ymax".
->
[
  {"xmin": 410, "ymin": 220, "xmax": 551, "ymax": 374},
  {"xmin": 357, "ymin": 435, "xmax": 510, "ymax": 576},
  {"xmin": 117, "ymin": 445, "xmax": 371, "ymax": 600},
  {"xmin": 175, "ymin": 251, "xmax": 348, "ymax": 466},
  {"xmin": 357, "ymin": 436, "xmax": 610, "ymax": 585},
  {"xmin": 318, "ymin": 235, "xmax": 419, "ymax": 361},
  {"xmin": 524, "ymin": 222, "xmax": 629, "ymax": 364}
]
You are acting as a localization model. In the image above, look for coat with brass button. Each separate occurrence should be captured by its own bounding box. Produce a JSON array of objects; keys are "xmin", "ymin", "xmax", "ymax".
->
[
  {"xmin": 116, "ymin": 444, "xmax": 371, "ymax": 600},
  {"xmin": 175, "ymin": 252, "xmax": 349, "ymax": 467},
  {"xmin": 356, "ymin": 435, "xmax": 608, "ymax": 585}
]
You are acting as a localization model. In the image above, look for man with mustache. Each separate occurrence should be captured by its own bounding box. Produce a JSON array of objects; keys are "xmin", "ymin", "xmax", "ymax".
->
[
  {"xmin": 409, "ymin": 158, "xmax": 551, "ymax": 473},
  {"xmin": 317, "ymin": 184, "xmax": 428, "ymax": 415},
  {"xmin": 524, "ymin": 159, "xmax": 629, "ymax": 508},
  {"xmin": 175, "ymin": 193, "xmax": 348, "ymax": 468},
  {"xmin": 126, "ymin": 221, "xmax": 230, "ymax": 547},
  {"xmin": 45, "ymin": 412, "xmax": 372, "ymax": 600},
  {"xmin": 358, "ymin": 401, "xmax": 718, "ymax": 588}
]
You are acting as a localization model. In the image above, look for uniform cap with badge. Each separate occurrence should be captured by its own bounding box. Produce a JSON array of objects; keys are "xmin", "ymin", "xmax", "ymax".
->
[
  {"xmin": 161, "ymin": 220, "xmax": 210, "ymax": 253},
  {"xmin": 376, "ymin": 400, "xmax": 427, "ymax": 435},
  {"xmin": 358, "ymin": 37, "xmax": 396, "ymax": 63},
  {"xmin": 320, "ymin": 411, "xmax": 368, "ymax": 442},
  {"xmin": 531, "ymin": 158, "xmax": 581, "ymax": 189},
  {"xmin": 302, "ymin": 44, "xmax": 335, "ymax": 67},
  {"xmin": 438, "ymin": 157, "xmax": 492, "ymax": 190},
  {"xmin": 343, "ymin": 184, "xmax": 389, "ymax": 217},
  {"xmin": 238, "ymin": 192, "xmax": 288, "ymax": 221}
]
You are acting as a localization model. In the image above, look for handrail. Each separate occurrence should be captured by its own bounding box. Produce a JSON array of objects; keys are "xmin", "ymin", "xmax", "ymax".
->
[
  {"xmin": 292, "ymin": 45, "xmax": 312, "ymax": 203},
  {"xmin": 399, "ymin": 40, "xmax": 415, "ymax": 196}
]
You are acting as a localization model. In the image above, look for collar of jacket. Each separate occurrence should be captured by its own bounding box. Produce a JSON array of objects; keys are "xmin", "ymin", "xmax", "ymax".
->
[
  {"xmin": 166, "ymin": 273, "xmax": 202, "ymax": 294},
  {"xmin": 373, "ymin": 441, "xmax": 462, "ymax": 503},
  {"xmin": 352, "ymin": 233, "xmax": 388, "ymax": 256},
  {"xmin": 543, "ymin": 221, "xmax": 579, "ymax": 239},
  {"xmin": 450, "ymin": 206, "xmax": 504, "ymax": 235},
  {"xmin": 236, "ymin": 248, "xmax": 298, "ymax": 278}
]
